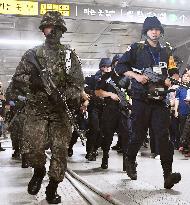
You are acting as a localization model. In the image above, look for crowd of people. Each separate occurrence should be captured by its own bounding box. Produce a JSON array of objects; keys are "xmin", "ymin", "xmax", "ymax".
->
[{"xmin": 1, "ymin": 11, "xmax": 190, "ymax": 204}]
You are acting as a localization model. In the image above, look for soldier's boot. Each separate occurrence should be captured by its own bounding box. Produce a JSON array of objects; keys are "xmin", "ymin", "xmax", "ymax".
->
[
  {"xmin": 21, "ymin": 153, "xmax": 29, "ymax": 168},
  {"xmin": 45, "ymin": 178, "xmax": 61, "ymax": 204},
  {"xmin": 162, "ymin": 162, "xmax": 181, "ymax": 189},
  {"xmin": 28, "ymin": 167, "xmax": 46, "ymax": 195},
  {"xmin": 101, "ymin": 152, "xmax": 109, "ymax": 169},
  {"xmin": 124, "ymin": 157, "xmax": 137, "ymax": 180}
]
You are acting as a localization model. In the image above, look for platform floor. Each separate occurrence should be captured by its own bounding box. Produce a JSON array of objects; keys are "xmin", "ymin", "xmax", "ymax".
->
[
  {"xmin": 0, "ymin": 137, "xmax": 190, "ymax": 205},
  {"xmin": 68, "ymin": 138, "xmax": 190, "ymax": 205}
]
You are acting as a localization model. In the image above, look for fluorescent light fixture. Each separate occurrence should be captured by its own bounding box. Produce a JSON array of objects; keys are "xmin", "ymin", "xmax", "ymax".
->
[{"xmin": 0, "ymin": 39, "xmax": 43, "ymax": 46}]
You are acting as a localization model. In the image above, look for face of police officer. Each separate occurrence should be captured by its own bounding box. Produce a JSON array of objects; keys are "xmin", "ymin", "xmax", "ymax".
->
[
  {"xmin": 100, "ymin": 66, "xmax": 112, "ymax": 74},
  {"xmin": 185, "ymin": 68, "xmax": 190, "ymax": 77},
  {"xmin": 43, "ymin": 25, "xmax": 63, "ymax": 44},
  {"xmin": 172, "ymin": 73, "xmax": 180, "ymax": 81},
  {"xmin": 146, "ymin": 28, "xmax": 161, "ymax": 43},
  {"xmin": 182, "ymin": 73, "xmax": 190, "ymax": 83}
]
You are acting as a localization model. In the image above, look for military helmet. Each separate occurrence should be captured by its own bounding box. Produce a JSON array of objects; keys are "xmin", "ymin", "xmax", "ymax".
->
[
  {"xmin": 39, "ymin": 11, "xmax": 67, "ymax": 33},
  {"xmin": 142, "ymin": 16, "xmax": 164, "ymax": 35}
]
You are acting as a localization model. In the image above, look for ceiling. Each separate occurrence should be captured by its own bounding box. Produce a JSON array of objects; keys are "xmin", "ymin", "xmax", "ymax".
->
[{"xmin": 0, "ymin": 0, "xmax": 190, "ymax": 88}]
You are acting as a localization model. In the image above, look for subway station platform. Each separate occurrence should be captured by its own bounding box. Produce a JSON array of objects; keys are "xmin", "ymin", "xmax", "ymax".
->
[{"xmin": 0, "ymin": 137, "xmax": 190, "ymax": 205}]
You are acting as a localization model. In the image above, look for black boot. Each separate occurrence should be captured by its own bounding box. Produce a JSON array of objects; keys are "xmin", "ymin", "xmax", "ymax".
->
[
  {"xmin": 101, "ymin": 157, "xmax": 108, "ymax": 169},
  {"xmin": 68, "ymin": 147, "xmax": 73, "ymax": 157},
  {"xmin": 124, "ymin": 157, "xmax": 137, "ymax": 180},
  {"xmin": 101, "ymin": 153, "xmax": 109, "ymax": 169},
  {"xmin": 0, "ymin": 143, "xmax": 5, "ymax": 151},
  {"xmin": 162, "ymin": 162, "xmax": 181, "ymax": 189},
  {"xmin": 0, "ymin": 147, "xmax": 5, "ymax": 151},
  {"xmin": 85, "ymin": 152, "xmax": 90, "ymax": 159},
  {"xmin": 21, "ymin": 153, "xmax": 29, "ymax": 168},
  {"xmin": 123, "ymin": 153, "xmax": 127, "ymax": 171},
  {"xmin": 164, "ymin": 173, "xmax": 181, "ymax": 189},
  {"xmin": 28, "ymin": 167, "xmax": 46, "ymax": 195},
  {"xmin": 12, "ymin": 150, "xmax": 20, "ymax": 159},
  {"xmin": 46, "ymin": 178, "xmax": 61, "ymax": 204},
  {"xmin": 88, "ymin": 152, "xmax": 96, "ymax": 161}
]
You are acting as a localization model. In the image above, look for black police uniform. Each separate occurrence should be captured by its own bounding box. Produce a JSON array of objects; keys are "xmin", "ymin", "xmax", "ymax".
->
[
  {"xmin": 84, "ymin": 71, "xmax": 104, "ymax": 160},
  {"xmin": 96, "ymin": 72, "xmax": 130, "ymax": 169},
  {"xmin": 115, "ymin": 39, "xmax": 180, "ymax": 187}
]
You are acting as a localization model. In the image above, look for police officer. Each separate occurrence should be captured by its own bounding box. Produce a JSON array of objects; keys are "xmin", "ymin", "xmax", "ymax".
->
[
  {"xmin": 110, "ymin": 54, "xmax": 124, "ymax": 152},
  {"xmin": 11, "ymin": 11, "xmax": 84, "ymax": 204},
  {"xmin": 95, "ymin": 58, "xmax": 130, "ymax": 169},
  {"xmin": 116, "ymin": 16, "xmax": 181, "ymax": 189},
  {"xmin": 84, "ymin": 68, "xmax": 105, "ymax": 161}
]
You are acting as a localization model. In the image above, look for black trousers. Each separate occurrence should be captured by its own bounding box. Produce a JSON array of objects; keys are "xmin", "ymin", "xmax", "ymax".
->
[
  {"xmin": 127, "ymin": 99, "xmax": 174, "ymax": 164},
  {"xmin": 169, "ymin": 112, "xmax": 180, "ymax": 149},
  {"xmin": 86, "ymin": 107, "xmax": 103, "ymax": 154},
  {"xmin": 101, "ymin": 105, "xmax": 130, "ymax": 154}
]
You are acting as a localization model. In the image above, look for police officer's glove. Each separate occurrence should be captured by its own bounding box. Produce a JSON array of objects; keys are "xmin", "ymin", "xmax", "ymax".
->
[{"xmin": 18, "ymin": 95, "xmax": 27, "ymax": 102}]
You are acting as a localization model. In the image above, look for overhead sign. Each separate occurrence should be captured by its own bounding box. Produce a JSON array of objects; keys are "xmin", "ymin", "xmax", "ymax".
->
[
  {"xmin": 75, "ymin": 4, "xmax": 190, "ymax": 27},
  {"xmin": 40, "ymin": 3, "xmax": 70, "ymax": 16},
  {"xmin": 0, "ymin": 0, "xmax": 38, "ymax": 15},
  {"xmin": 0, "ymin": 1, "xmax": 190, "ymax": 27}
]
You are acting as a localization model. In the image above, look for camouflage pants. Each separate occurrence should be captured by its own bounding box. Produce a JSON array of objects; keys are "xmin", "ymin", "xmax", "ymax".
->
[
  {"xmin": 23, "ymin": 110, "xmax": 71, "ymax": 182},
  {"xmin": 10, "ymin": 113, "xmax": 25, "ymax": 152}
]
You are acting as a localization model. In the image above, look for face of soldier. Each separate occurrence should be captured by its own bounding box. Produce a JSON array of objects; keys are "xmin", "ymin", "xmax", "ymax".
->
[
  {"xmin": 146, "ymin": 28, "xmax": 161, "ymax": 42},
  {"xmin": 101, "ymin": 66, "xmax": 112, "ymax": 74},
  {"xmin": 44, "ymin": 25, "xmax": 63, "ymax": 43}
]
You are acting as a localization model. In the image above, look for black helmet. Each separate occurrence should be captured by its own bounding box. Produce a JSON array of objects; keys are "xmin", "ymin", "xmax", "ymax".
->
[
  {"xmin": 142, "ymin": 16, "xmax": 164, "ymax": 35},
  {"xmin": 99, "ymin": 58, "xmax": 112, "ymax": 69},
  {"xmin": 39, "ymin": 11, "xmax": 67, "ymax": 33},
  {"xmin": 112, "ymin": 54, "xmax": 122, "ymax": 65}
]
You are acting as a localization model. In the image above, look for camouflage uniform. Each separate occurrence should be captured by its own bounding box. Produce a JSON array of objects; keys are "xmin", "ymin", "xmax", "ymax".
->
[
  {"xmin": 6, "ymin": 82, "xmax": 26, "ymax": 158},
  {"xmin": 12, "ymin": 11, "xmax": 84, "ymax": 186}
]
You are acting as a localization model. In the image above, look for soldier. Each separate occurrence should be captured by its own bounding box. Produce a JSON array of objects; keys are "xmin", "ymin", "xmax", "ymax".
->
[
  {"xmin": 5, "ymin": 82, "xmax": 28, "ymax": 166},
  {"xmin": 11, "ymin": 11, "xmax": 84, "ymax": 204},
  {"xmin": 0, "ymin": 87, "xmax": 6, "ymax": 151},
  {"xmin": 116, "ymin": 16, "xmax": 181, "ymax": 189}
]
